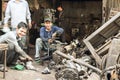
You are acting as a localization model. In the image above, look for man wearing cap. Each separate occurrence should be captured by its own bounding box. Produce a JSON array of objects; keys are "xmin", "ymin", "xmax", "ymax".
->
[{"xmin": 34, "ymin": 18, "xmax": 64, "ymax": 62}]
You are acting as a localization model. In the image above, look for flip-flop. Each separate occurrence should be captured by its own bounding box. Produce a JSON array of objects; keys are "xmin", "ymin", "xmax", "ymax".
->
[{"xmin": 11, "ymin": 64, "xmax": 24, "ymax": 71}]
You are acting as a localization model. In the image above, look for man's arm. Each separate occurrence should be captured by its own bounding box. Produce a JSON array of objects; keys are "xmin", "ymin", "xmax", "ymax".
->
[
  {"xmin": 26, "ymin": 1, "xmax": 32, "ymax": 29},
  {"xmin": 0, "ymin": 32, "xmax": 32, "ymax": 60},
  {"xmin": 51, "ymin": 26, "xmax": 64, "ymax": 43},
  {"xmin": 40, "ymin": 27, "xmax": 49, "ymax": 42},
  {"xmin": 53, "ymin": 26, "xmax": 64, "ymax": 36},
  {"xmin": 14, "ymin": 41, "xmax": 32, "ymax": 60},
  {"xmin": 4, "ymin": 2, "xmax": 11, "ymax": 27}
]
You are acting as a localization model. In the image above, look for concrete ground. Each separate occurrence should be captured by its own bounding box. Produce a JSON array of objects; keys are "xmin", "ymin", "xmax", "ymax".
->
[{"xmin": 0, "ymin": 47, "xmax": 56, "ymax": 80}]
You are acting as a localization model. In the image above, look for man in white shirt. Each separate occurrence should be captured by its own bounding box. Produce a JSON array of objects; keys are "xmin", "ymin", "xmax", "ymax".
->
[
  {"xmin": 3, "ymin": 0, "xmax": 32, "ymax": 49},
  {"xmin": 4, "ymin": 0, "xmax": 31, "ymax": 30}
]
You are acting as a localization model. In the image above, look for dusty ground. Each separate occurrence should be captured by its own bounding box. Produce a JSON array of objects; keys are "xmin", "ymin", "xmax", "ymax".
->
[{"xmin": 0, "ymin": 47, "xmax": 56, "ymax": 80}]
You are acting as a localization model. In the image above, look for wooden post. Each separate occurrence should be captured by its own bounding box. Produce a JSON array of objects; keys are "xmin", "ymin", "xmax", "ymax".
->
[
  {"xmin": 3, "ymin": 49, "xmax": 7, "ymax": 78},
  {"xmin": 2, "ymin": 0, "xmax": 4, "ymax": 20},
  {"xmin": 0, "ymin": 43, "xmax": 8, "ymax": 79}
]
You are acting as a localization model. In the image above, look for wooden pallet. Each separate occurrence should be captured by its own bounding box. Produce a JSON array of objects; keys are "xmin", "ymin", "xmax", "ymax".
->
[{"xmin": 83, "ymin": 12, "xmax": 120, "ymax": 66}]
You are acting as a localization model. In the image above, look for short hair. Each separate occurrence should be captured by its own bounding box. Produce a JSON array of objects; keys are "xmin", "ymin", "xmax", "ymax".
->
[{"xmin": 17, "ymin": 22, "xmax": 28, "ymax": 29}]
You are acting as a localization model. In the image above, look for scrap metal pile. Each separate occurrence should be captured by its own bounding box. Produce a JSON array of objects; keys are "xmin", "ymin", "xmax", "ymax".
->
[{"xmin": 50, "ymin": 13, "xmax": 120, "ymax": 80}]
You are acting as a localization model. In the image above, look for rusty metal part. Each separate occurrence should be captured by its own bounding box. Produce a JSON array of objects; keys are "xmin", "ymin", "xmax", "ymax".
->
[
  {"xmin": 87, "ymin": 72, "xmax": 100, "ymax": 80},
  {"xmin": 52, "ymin": 52, "xmax": 62, "ymax": 64},
  {"xmin": 54, "ymin": 50, "xmax": 102, "ymax": 74},
  {"xmin": 55, "ymin": 68, "xmax": 79, "ymax": 80},
  {"xmin": 102, "ymin": 64, "xmax": 120, "ymax": 80},
  {"xmin": 102, "ymin": 64, "xmax": 120, "ymax": 74},
  {"xmin": 52, "ymin": 41, "xmax": 67, "ymax": 64},
  {"xmin": 64, "ymin": 39, "xmax": 80, "ymax": 52}
]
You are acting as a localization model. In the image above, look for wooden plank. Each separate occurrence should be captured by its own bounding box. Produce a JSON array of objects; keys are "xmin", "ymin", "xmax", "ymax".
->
[
  {"xmin": 2, "ymin": 0, "xmax": 4, "ymax": 20},
  {"xmin": 96, "ymin": 40, "xmax": 111, "ymax": 52},
  {"xmin": 97, "ymin": 40, "xmax": 111, "ymax": 56},
  {"xmin": 89, "ymin": 34, "xmax": 106, "ymax": 48},
  {"xmin": 84, "ymin": 12, "xmax": 120, "ymax": 41},
  {"xmin": 83, "ymin": 40, "xmax": 102, "ymax": 66},
  {"xmin": 97, "ymin": 32, "xmax": 120, "ymax": 56},
  {"xmin": 106, "ymin": 39, "xmax": 120, "ymax": 68},
  {"xmin": 83, "ymin": 13, "xmax": 120, "ymax": 66}
]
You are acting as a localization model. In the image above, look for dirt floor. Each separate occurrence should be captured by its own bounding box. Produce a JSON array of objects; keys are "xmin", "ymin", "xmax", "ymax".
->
[{"xmin": 0, "ymin": 47, "xmax": 56, "ymax": 80}]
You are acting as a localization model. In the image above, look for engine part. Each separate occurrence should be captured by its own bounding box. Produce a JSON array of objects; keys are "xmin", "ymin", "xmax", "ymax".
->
[{"xmin": 55, "ymin": 68, "xmax": 79, "ymax": 80}]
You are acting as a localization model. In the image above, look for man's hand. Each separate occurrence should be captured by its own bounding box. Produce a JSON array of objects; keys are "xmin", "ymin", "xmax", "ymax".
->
[
  {"xmin": 48, "ymin": 39, "xmax": 53, "ymax": 43},
  {"xmin": 52, "ymin": 32, "xmax": 57, "ymax": 38},
  {"xmin": 26, "ymin": 56, "xmax": 33, "ymax": 61},
  {"xmin": 28, "ymin": 22, "xmax": 32, "ymax": 29}
]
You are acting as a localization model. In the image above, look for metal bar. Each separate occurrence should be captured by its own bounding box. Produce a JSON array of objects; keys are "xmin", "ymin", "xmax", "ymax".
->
[{"xmin": 47, "ymin": 42, "xmax": 50, "ymax": 56}]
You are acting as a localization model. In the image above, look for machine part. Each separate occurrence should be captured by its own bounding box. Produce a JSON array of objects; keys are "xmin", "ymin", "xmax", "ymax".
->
[
  {"xmin": 52, "ymin": 52, "xmax": 62, "ymax": 64},
  {"xmin": 87, "ymin": 72, "xmax": 100, "ymax": 80},
  {"xmin": 71, "ymin": 51, "xmax": 76, "ymax": 58},
  {"xmin": 55, "ymin": 68, "xmax": 79, "ymax": 80},
  {"xmin": 102, "ymin": 64, "xmax": 120, "ymax": 80},
  {"xmin": 64, "ymin": 39, "xmax": 80, "ymax": 52},
  {"xmin": 103, "ymin": 64, "xmax": 120, "ymax": 74},
  {"xmin": 52, "ymin": 41, "xmax": 67, "ymax": 64},
  {"xmin": 54, "ymin": 65, "xmax": 65, "ymax": 72},
  {"xmin": 52, "ymin": 39, "xmax": 80, "ymax": 65},
  {"xmin": 54, "ymin": 50, "xmax": 102, "ymax": 74}
]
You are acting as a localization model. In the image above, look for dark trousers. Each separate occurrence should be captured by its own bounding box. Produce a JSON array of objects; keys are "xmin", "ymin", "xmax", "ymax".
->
[{"xmin": 0, "ymin": 43, "xmax": 19, "ymax": 66}]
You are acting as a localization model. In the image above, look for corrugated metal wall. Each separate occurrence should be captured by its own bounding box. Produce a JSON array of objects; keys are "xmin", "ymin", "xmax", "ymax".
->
[
  {"xmin": 102, "ymin": 0, "xmax": 120, "ymax": 23},
  {"xmin": 26, "ymin": 0, "xmax": 102, "ymax": 42},
  {"xmin": 61, "ymin": 0, "xmax": 102, "ymax": 41},
  {"xmin": 1, "ymin": 0, "xmax": 102, "ymax": 42}
]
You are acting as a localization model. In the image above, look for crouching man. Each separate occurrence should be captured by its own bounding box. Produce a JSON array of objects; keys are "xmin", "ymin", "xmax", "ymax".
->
[
  {"xmin": 0, "ymin": 22, "xmax": 35, "ymax": 71},
  {"xmin": 35, "ymin": 18, "xmax": 64, "ymax": 62}
]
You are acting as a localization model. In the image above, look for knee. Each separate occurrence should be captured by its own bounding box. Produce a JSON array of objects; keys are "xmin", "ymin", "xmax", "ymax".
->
[
  {"xmin": 35, "ymin": 38, "xmax": 43, "ymax": 48},
  {"xmin": 36, "ymin": 38, "xmax": 42, "ymax": 43}
]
